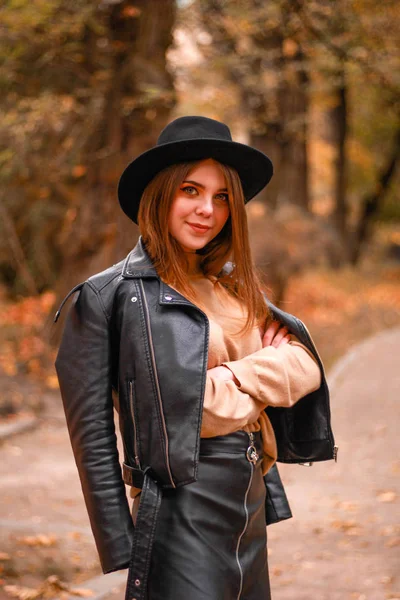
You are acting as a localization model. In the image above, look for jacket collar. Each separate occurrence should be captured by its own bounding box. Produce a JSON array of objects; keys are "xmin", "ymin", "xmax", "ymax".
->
[
  {"xmin": 121, "ymin": 236, "xmax": 201, "ymax": 308},
  {"xmin": 121, "ymin": 235, "xmax": 237, "ymax": 308},
  {"xmin": 121, "ymin": 236, "xmax": 159, "ymax": 279},
  {"xmin": 121, "ymin": 235, "xmax": 235, "ymax": 281}
]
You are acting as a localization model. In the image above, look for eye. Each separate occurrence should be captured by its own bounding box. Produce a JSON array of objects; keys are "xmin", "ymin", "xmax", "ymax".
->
[
  {"xmin": 215, "ymin": 193, "xmax": 229, "ymax": 202},
  {"xmin": 181, "ymin": 186, "xmax": 197, "ymax": 195}
]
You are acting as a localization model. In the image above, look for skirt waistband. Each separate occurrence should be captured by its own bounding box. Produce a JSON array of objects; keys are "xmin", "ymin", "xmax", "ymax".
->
[{"xmin": 200, "ymin": 429, "xmax": 263, "ymax": 455}]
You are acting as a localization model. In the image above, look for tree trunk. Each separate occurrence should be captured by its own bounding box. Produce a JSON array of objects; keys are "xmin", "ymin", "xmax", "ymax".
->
[
  {"xmin": 197, "ymin": 1, "xmax": 310, "ymax": 211},
  {"xmin": 48, "ymin": 0, "xmax": 177, "ymax": 346},
  {"xmin": 244, "ymin": 36, "xmax": 310, "ymax": 211},
  {"xmin": 277, "ymin": 43, "xmax": 310, "ymax": 210},
  {"xmin": 250, "ymin": 123, "xmax": 283, "ymax": 211},
  {"xmin": 350, "ymin": 127, "xmax": 400, "ymax": 265},
  {"xmin": 330, "ymin": 65, "xmax": 349, "ymax": 249}
]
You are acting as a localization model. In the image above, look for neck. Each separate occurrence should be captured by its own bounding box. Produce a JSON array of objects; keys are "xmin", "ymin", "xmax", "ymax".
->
[{"xmin": 184, "ymin": 249, "xmax": 203, "ymax": 277}]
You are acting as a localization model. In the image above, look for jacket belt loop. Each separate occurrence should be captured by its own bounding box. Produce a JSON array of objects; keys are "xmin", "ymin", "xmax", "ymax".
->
[{"xmin": 125, "ymin": 468, "xmax": 162, "ymax": 600}]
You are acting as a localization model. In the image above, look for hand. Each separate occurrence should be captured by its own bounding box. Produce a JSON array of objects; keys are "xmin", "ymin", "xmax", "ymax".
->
[{"xmin": 261, "ymin": 320, "xmax": 291, "ymax": 349}]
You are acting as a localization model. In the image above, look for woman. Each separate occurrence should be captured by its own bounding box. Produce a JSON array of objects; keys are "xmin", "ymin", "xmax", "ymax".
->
[{"xmin": 54, "ymin": 115, "xmax": 337, "ymax": 600}]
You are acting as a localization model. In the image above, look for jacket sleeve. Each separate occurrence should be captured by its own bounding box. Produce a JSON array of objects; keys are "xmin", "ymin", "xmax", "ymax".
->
[
  {"xmin": 221, "ymin": 335, "xmax": 322, "ymax": 408},
  {"xmin": 54, "ymin": 282, "xmax": 134, "ymax": 574}
]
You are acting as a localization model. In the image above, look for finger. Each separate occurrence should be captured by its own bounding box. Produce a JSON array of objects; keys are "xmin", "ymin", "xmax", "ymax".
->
[
  {"xmin": 278, "ymin": 334, "xmax": 291, "ymax": 347},
  {"xmin": 271, "ymin": 326, "xmax": 289, "ymax": 348},
  {"xmin": 262, "ymin": 320, "xmax": 281, "ymax": 346},
  {"xmin": 263, "ymin": 321, "xmax": 284, "ymax": 347}
]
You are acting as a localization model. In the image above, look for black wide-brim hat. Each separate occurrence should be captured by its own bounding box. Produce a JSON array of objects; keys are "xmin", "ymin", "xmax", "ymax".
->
[{"xmin": 118, "ymin": 115, "xmax": 273, "ymax": 225}]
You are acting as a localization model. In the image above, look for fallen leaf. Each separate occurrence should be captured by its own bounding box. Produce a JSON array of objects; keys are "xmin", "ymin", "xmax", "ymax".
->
[
  {"xmin": 3, "ymin": 585, "xmax": 40, "ymax": 600},
  {"xmin": 377, "ymin": 490, "xmax": 397, "ymax": 503},
  {"xmin": 379, "ymin": 525, "xmax": 399, "ymax": 536},
  {"xmin": 330, "ymin": 519, "xmax": 364, "ymax": 535},
  {"xmin": 17, "ymin": 534, "xmax": 58, "ymax": 547},
  {"xmin": 3, "ymin": 575, "xmax": 79, "ymax": 600},
  {"xmin": 69, "ymin": 588, "xmax": 94, "ymax": 597},
  {"xmin": 385, "ymin": 537, "xmax": 400, "ymax": 548},
  {"xmin": 391, "ymin": 460, "xmax": 400, "ymax": 474},
  {"xmin": 333, "ymin": 500, "xmax": 360, "ymax": 512},
  {"xmin": 300, "ymin": 561, "xmax": 315, "ymax": 570},
  {"xmin": 312, "ymin": 526, "xmax": 322, "ymax": 535},
  {"xmin": 337, "ymin": 538, "xmax": 352, "ymax": 548}
]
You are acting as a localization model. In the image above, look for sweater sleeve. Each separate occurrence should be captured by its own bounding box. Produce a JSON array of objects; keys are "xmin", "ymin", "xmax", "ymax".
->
[
  {"xmin": 221, "ymin": 335, "xmax": 322, "ymax": 408},
  {"xmin": 200, "ymin": 375, "xmax": 266, "ymax": 438}
]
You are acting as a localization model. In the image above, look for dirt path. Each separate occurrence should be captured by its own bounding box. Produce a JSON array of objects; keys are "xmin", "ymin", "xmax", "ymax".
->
[
  {"xmin": 1, "ymin": 328, "xmax": 399, "ymax": 600},
  {"xmin": 268, "ymin": 326, "xmax": 400, "ymax": 600},
  {"xmin": 0, "ymin": 400, "xmax": 103, "ymax": 595}
]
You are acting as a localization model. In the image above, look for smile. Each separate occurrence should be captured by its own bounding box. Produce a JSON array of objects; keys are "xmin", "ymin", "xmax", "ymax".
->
[{"xmin": 187, "ymin": 223, "xmax": 211, "ymax": 233}]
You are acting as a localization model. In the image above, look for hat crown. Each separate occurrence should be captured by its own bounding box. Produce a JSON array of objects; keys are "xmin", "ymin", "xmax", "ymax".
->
[{"xmin": 157, "ymin": 115, "xmax": 232, "ymax": 146}]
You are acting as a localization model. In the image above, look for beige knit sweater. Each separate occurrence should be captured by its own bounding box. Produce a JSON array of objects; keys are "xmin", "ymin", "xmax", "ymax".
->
[{"xmin": 129, "ymin": 273, "xmax": 321, "ymax": 501}]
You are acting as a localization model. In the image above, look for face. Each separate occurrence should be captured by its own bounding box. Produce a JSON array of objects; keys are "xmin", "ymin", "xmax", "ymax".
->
[{"xmin": 168, "ymin": 158, "xmax": 230, "ymax": 252}]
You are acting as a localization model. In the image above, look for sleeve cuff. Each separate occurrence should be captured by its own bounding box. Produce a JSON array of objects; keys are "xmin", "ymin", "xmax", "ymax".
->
[{"xmin": 221, "ymin": 356, "xmax": 261, "ymax": 399}]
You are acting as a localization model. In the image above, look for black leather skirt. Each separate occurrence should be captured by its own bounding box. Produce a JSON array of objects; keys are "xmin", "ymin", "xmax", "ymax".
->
[{"xmin": 144, "ymin": 430, "xmax": 271, "ymax": 600}]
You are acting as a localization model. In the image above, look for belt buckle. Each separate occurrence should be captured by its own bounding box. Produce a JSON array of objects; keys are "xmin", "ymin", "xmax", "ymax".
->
[{"xmin": 246, "ymin": 432, "xmax": 259, "ymax": 465}]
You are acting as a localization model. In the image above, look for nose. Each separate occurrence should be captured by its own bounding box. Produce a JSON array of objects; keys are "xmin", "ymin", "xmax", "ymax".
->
[{"xmin": 195, "ymin": 195, "xmax": 214, "ymax": 217}]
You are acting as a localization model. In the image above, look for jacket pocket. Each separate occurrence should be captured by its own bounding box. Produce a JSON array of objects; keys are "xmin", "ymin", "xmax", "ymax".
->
[{"xmin": 127, "ymin": 377, "xmax": 142, "ymax": 470}]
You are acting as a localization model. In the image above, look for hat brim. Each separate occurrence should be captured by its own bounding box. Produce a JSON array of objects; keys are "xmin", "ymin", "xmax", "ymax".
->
[{"xmin": 117, "ymin": 138, "xmax": 273, "ymax": 224}]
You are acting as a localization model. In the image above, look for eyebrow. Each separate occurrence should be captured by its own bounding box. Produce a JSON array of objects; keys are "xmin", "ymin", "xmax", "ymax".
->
[{"xmin": 183, "ymin": 180, "xmax": 228, "ymax": 192}]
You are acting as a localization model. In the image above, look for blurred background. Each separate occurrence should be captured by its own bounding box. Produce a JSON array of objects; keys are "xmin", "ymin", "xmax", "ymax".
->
[{"xmin": 0, "ymin": 1, "xmax": 399, "ymax": 599}]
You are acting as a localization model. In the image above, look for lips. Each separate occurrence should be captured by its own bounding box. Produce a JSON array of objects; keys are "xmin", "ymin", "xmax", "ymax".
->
[{"xmin": 187, "ymin": 222, "xmax": 210, "ymax": 232}]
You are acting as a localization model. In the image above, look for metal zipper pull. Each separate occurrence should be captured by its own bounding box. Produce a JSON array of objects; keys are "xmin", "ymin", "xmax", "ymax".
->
[
  {"xmin": 333, "ymin": 445, "xmax": 339, "ymax": 462},
  {"xmin": 246, "ymin": 432, "xmax": 259, "ymax": 465}
]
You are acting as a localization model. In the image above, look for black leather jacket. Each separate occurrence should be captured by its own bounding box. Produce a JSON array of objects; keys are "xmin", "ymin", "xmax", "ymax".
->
[{"xmin": 54, "ymin": 236, "xmax": 337, "ymax": 595}]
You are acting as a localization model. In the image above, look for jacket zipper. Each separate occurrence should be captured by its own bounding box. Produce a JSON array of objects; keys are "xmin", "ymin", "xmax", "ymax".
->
[
  {"xmin": 235, "ymin": 432, "xmax": 257, "ymax": 600},
  {"xmin": 128, "ymin": 379, "xmax": 141, "ymax": 469},
  {"xmin": 295, "ymin": 317, "xmax": 339, "ymax": 462},
  {"xmin": 139, "ymin": 279, "xmax": 176, "ymax": 488}
]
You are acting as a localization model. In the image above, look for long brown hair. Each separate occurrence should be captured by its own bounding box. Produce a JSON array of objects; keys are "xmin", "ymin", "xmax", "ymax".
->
[{"xmin": 137, "ymin": 159, "xmax": 272, "ymax": 336}]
